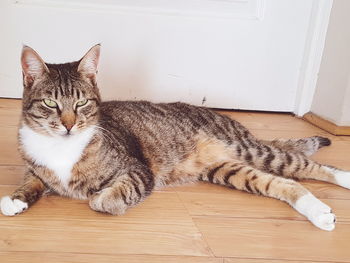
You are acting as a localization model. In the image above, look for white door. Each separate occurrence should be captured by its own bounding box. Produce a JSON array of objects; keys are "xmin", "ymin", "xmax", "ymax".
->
[{"xmin": 0, "ymin": 0, "xmax": 331, "ymax": 113}]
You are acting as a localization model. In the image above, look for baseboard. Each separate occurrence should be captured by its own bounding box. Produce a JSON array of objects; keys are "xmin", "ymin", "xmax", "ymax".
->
[{"xmin": 303, "ymin": 112, "xmax": 350, "ymax": 136}]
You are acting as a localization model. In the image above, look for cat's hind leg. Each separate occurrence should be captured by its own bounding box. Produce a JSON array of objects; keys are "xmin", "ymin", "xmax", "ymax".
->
[
  {"xmin": 200, "ymin": 160, "xmax": 336, "ymax": 231},
  {"xmin": 89, "ymin": 167, "xmax": 154, "ymax": 215},
  {"xmin": 244, "ymin": 143, "xmax": 350, "ymax": 190},
  {"xmin": 260, "ymin": 136, "xmax": 331, "ymax": 156}
]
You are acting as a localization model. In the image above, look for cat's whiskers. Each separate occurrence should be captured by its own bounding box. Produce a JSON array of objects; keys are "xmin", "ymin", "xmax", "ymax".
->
[{"xmin": 91, "ymin": 124, "xmax": 114, "ymax": 142}]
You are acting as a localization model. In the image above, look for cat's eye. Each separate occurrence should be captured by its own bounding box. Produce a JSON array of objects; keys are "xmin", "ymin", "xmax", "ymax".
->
[
  {"xmin": 76, "ymin": 99, "xmax": 88, "ymax": 107},
  {"xmin": 43, "ymin": 98, "xmax": 58, "ymax": 108}
]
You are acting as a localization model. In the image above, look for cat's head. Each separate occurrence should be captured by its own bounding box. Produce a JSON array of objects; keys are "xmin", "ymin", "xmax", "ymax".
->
[{"xmin": 20, "ymin": 45, "xmax": 101, "ymax": 137}]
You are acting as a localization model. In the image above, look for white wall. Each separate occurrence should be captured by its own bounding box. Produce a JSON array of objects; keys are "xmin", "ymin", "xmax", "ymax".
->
[
  {"xmin": 311, "ymin": 0, "xmax": 350, "ymax": 126},
  {"xmin": 342, "ymin": 82, "xmax": 350, "ymax": 124},
  {"xmin": 0, "ymin": 0, "xmax": 324, "ymax": 112}
]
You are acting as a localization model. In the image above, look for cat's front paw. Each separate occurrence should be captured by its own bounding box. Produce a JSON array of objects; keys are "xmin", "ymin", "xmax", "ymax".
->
[
  {"xmin": 0, "ymin": 196, "xmax": 28, "ymax": 216},
  {"xmin": 89, "ymin": 188, "xmax": 128, "ymax": 215}
]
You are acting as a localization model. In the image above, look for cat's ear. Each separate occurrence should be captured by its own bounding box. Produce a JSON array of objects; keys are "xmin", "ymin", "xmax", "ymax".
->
[
  {"xmin": 77, "ymin": 44, "xmax": 100, "ymax": 83},
  {"xmin": 21, "ymin": 46, "xmax": 49, "ymax": 88}
]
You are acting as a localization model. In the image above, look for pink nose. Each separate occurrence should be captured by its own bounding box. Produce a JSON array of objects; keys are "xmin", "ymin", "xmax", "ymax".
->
[{"xmin": 62, "ymin": 122, "xmax": 74, "ymax": 131}]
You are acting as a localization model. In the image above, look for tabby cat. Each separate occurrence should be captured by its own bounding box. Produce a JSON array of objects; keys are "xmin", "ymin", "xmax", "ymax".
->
[{"xmin": 1, "ymin": 45, "xmax": 349, "ymax": 231}]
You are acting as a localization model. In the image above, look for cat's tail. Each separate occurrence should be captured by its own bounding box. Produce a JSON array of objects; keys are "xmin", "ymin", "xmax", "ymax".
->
[{"xmin": 260, "ymin": 136, "xmax": 331, "ymax": 156}]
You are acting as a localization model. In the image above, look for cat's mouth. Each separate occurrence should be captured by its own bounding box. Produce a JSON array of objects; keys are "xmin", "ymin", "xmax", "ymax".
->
[
  {"xmin": 55, "ymin": 129, "xmax": 76, "ymax": 137},
  {"xmin": 58, "ymin": 127, "xmax": 86, "ymax": 137},
  {"xmin": 57, "ymin": 125, "xmax": 78, "ymax": 137},
  {"xmin": 49, "ymin": 124, "xmax": 92, "ymax": 138}
]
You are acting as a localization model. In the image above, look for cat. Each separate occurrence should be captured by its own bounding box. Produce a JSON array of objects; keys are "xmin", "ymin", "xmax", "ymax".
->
[{"xmin": 1, "ymin": 44, "xmax": 349, "ymax": 232}]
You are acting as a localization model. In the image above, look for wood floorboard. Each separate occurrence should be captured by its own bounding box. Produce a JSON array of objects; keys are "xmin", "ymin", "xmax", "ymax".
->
[
  {"xmin": 0, "ymin": 166, "xmax": 24, "ymax": 185},
  {"xmin": 1, "ymin": 98, "xmax": 350, "ymax": 263},
  {"xmin": 0, "ymin": 252, "xmax": 224, "ymax": 263},
  {"xmin": 194, "ymin": 217, "xmax": 350, "ymax": 262},
  {"xmin": 178, "ymin": 190, "xmax": 350, "ymax": 222},
  {"xmin": 0, "ymin": 189, "xmax": 212, "ymax": 257},
  {"xmin": 224, "ymin": 258, "xmax": 332, "ymax": 263},
  {"xmin": 0, "ymin": 186, "xmax": 200, "ymax": 225}
]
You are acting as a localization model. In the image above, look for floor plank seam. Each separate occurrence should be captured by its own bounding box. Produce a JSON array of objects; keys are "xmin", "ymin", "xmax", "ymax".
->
[
  {"xmin": 222, "ymin": 255, "xmax": 350, "ymax": 263},
  {"xmin": 0, "ymin": 218, "xmax": 196, "ymax": 227},
  {"xmin": 0, "ymin": 164, "xmax": 24, "ymax": 167},
  {"xmin": 191, "ymin": 214, "xmax": 350, "ymax": 224},
  {"xmin": 175, "ymin": 191, "xmax": 219, "ymax": 258},
  {"xmin": 0, "ymin": 250, "xmax": 223, "ymax": 259}
]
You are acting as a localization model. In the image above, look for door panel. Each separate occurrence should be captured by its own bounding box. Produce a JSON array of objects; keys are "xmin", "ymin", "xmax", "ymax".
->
[{"xmin": 0, "ymin": 0, "xmax": 314, "ymax": 111}]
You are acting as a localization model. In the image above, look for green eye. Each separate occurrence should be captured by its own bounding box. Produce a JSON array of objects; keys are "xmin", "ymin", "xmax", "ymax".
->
[
  {"xmin": 76, "ymin": 99, "xmax": 88, "ymax": 107},
  {"xmin": 43, "ymin": 99, "xmax": 58, "ymax": 108}
]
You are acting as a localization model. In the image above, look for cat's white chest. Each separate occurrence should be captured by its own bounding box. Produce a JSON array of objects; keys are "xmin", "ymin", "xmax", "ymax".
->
[{"xmin": 19, "ymin": 125, "xmax": 96, "ymax": 187}]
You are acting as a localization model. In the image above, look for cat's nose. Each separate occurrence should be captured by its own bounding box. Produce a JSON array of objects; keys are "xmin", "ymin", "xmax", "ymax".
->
[
  {"xmin": 61, "ymin": 112, "xmax": 76, "ymax": 132},
  {"xmin": 63, "ymin": 122, "xmax": 74, "ymax": 132}
]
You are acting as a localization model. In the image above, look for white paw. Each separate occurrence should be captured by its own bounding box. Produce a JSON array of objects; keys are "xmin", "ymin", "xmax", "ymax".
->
[
  {"xmin": 294, "ymin": 193, "xmax": 335, "ymax": 231},
  {"xmin": 334, "ymin": 170, "xmax": 350, "ymax": 189},
  {"xmin": 308, "ymin": 202, "xmax": 336, "ymax": 231},
  {"xmin": 0, "ymin": 196, "xmax": 28, "ymax": 216},
  {"xmin": 323, "ymin": 167, "xmax": 350, "ymax": 189}
]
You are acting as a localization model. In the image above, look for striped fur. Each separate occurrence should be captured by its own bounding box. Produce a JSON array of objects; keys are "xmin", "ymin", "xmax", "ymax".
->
[{"xmin": 1, "ymin": 45, "xmax": 349, "ymax": 231}]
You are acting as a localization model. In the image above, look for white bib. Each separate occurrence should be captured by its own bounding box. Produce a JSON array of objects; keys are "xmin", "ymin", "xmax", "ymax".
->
[{"xmin": 19, "ymin": 125, "xmax": 96, "ymax": 187}]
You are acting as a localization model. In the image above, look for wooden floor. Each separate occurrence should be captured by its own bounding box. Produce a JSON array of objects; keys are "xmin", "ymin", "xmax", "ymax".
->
[{"xmin": 1, "ymin": 98, "xmax": 350, "ymax": 263}]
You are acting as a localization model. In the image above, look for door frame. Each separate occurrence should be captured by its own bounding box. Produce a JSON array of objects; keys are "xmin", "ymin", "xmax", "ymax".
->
[{"xmin": 294, "ymin": 0, "xmax": 333, "ymax": 116}]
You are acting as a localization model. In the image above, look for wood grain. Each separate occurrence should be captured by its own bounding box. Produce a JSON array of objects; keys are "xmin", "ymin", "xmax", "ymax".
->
[
  {"xmin": 0, "ymin": 127, "xmax": 23, "ymax": 166},
  {"xmin": 224, "ymin": 258, "xmax": 330, "ymax": 263},
  {"xmin": 0, "ymin": 187, "xmax": 212, "ymax": 257},
  {"xmin": 0, "ymin": 166, "xmax": 24, "ymax": 185},
  {"xmin": 194, "ymin": 217, "xmax": 350, "ymax": 262},
  {"xmin": 1, "ymin": 99, "xmax": 350, "ymax": 263},
  {"xmin": 178, "ymin": 189, "xmax": 350, "ymax": 222},
  {"xmin": 0, "ymin": 252, "xmax": 223, "ymax": 263}
]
